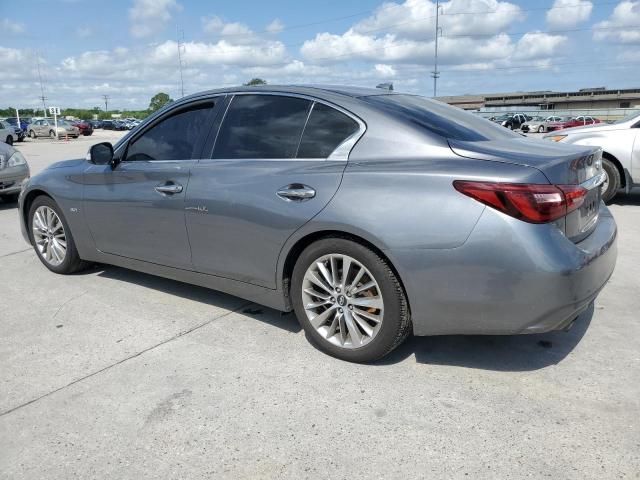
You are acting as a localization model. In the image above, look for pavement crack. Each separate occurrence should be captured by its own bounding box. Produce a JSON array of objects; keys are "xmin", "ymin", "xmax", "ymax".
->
[
  {"xmin": 52, "ymin": 291, "xmax": 88, "ymax": 319},
  {"xmin": 0, "ymin": 301, "xmax": 252, "ymax": 418},
  {"xmin": 0, "ymin": 248, "xmax": 31, "ymax": 259}
]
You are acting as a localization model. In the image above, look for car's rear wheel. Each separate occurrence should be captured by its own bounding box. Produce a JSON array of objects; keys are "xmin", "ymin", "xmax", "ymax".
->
[
  {"xmin": 291, "ymin": 238, "xmax": 411, "ymax": 363},
  {"xmin": 49, "ymin": 130, "xmax": 56, "ymax": 139},
  {"xmin": 29, "ymin": 130, "xmax": 36, "ymax": 139},
  {"xmin": 601, "ymin": 157, "xmax": 621, "ymax": 204},
  {"xmin": 28, "ymin": 196, "xmax": 88, "ymax": 274},
  {"xmin": 538, "ymin": 126, "xmax": 545, "ymax": 133},
  {"xmin": 5, "ymin": 135, "xmax": 13, "ymax": 146}
]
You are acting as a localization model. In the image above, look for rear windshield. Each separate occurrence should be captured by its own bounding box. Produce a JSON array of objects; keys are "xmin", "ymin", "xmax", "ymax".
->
[{"xmin": 362, "ymin": 94, "xmax": 520, "ymax": 141}]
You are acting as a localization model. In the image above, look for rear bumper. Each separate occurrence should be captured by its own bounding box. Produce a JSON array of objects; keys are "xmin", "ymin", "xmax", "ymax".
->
[{"xmin": 390, "ymin": 204, "xmax": 617, "ymax": 336}]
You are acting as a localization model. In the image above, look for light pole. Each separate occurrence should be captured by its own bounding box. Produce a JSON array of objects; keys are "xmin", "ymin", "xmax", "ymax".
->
[{"xmin": 432, "ymin": 0, "xmax": 443, "ymax": 97}]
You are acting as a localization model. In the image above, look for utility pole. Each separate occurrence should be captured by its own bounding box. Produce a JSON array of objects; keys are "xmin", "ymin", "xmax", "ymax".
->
[
  {"xmin": 36, "ymin": 52, "xmax": 47, "ymax": 115},
  {"xmin": 432, "ymin": 0, "xmax": 443, "ymax": 98},
  {"xmin": 177, "ymin": 26, "xmax": 185, "ymax": 98},
  {"xmin": 102, "ymin": 95, "xmax": 110, "ymax": 113}
]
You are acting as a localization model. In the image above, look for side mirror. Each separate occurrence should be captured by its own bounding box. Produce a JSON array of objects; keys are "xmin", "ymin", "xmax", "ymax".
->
[{"xmin": 88, "ymin": 142, "xmax": 115, "ymax": 166}]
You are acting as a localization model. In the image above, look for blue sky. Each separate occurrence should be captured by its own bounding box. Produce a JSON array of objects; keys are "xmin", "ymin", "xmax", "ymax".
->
[{"xmin": 1, "ymin": 0, "xmax": 639, "ymax": 110}]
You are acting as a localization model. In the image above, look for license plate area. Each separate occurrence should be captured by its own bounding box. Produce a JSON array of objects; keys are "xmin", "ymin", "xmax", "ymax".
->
[{"xmin": 566, "ymin": 185, "xmax": 600, "ymax": 243}]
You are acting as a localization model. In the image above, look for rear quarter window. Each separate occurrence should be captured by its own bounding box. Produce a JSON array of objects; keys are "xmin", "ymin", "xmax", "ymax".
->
[
  {"xmin": 297, "ymin": 103, "xmax": 359, "ymax": 158},
  {"xmin": 362, "ymin": 94, "xmax": 520, "ymax": 142}
]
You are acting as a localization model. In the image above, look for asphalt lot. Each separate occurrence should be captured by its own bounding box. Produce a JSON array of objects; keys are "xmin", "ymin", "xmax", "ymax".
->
[{"xmin": 0, "ymin": 132, "xmax": 639, "ymax": 479}]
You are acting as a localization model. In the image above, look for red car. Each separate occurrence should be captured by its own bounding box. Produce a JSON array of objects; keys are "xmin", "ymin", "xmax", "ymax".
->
[
  {"xmin": 71, "ymin": 120, "xmax": 94, "ymax": 136},
  {"xmin": 546, "ymin": 115, "xmax": 601, "ymax": 132}
]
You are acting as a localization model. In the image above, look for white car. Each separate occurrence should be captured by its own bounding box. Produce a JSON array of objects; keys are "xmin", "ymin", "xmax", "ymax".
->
[
  {"xmin": 545, "ymin": 113, "xmax": 640, "ymax": 202},
  {"xmin": 0, "ymin": 120, "xmax": 19, "ymax": 146}
]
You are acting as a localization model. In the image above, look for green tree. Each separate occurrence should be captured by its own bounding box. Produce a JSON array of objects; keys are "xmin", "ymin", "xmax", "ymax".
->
[
  {"xmin": 244, "ymin": 78, "xmax": 267, "ymax": 86},
  {"xmin": 148, "ymin": 92, "xmax": 173, "ymax": 112}
]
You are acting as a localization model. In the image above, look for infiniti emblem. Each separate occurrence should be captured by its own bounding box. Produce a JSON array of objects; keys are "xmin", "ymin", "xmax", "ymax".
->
[{"xmin": 337, "ymin": 295, "xmax": 347, "ymax": 306}]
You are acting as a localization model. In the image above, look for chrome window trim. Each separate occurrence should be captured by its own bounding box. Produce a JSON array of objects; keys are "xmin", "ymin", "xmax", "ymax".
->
[{"xmin": 219, "ymin": 91, "xmax": 367, "ymax": 161}]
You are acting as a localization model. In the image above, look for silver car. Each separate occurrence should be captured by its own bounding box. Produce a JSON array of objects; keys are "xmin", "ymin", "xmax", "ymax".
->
[
  {"xmin": 0, "ymin": 142, "xmax": 30, "ymax": 202},
  {"xmin": 521, "ymin": 115, "xmax": 562, "ymax": 134},
  {"xmin": 0, "ymin": 120, "xmax": 19, "ymax": 146},
  {"xmin": 27, "ymin": 118, "xmax": 79, "ymax": 139},
  {"xmin": 545, "ymin": 113, "xmax": 640, "ymax": 202},
  {"xmin": 18, "ymin": 86, "xmax": 617, "ymax": 362}
]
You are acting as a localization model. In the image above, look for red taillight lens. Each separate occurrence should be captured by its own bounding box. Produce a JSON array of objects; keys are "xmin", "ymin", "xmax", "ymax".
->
[{"xmin": 453, "ymin": 181, "xmax": 587, "ymax": 223}]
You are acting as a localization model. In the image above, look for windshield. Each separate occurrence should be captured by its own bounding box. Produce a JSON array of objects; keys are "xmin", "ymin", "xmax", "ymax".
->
[
  {"xmin": 363, "ymin": 94, "xmax": 520, "ymax": 141},
  {"xmin": 613, "ymin": 112, "xmax": 640, "ymax": 125}
]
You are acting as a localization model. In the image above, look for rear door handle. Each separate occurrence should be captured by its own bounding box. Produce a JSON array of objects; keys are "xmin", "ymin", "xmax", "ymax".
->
[
  {"xmin": 277, "ymin": 184, "xmax": 316, "ymax": 201},
  {"xmin": 155, "ymin": 182, "xmax": 183, "ymax": 195}
]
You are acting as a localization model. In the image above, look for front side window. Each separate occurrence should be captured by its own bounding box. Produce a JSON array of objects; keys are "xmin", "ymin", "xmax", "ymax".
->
[
  {"xmin": 213, "ymin": 94, "xmax": 311, "ymax": 159},
  {"xmin": 125, "ymin": 102, "xmax": 213, "ymax": 161},
  {"xmin": 297, "ymin": 103, "xmax": 359, "ymax": 158}
]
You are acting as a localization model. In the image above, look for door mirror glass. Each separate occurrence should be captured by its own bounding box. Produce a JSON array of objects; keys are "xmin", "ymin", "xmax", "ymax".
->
[{"xmin": 89, "ymin": 142, "xmax": 114, "ymax": 165}]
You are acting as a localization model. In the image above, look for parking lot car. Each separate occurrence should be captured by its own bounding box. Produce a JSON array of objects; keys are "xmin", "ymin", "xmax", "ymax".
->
[
  {"xmin": 3, "ymin": 117, "xmax": 28, "ymax": 140},
  {"xmin": 72, "ymin": 120, "xmax": 94, "ymax": 136},
  {"xmin": 0, "ymin": 120, "xmax": 19, "ymax": 145},
  {"xmin": 521, "ymin": 115, "xmax": 562, "ymax": 134},
  {"xmin": 101, "ymin": 120, "xmax": 115, "ymax": 130},
  {"xmin": 492, "ymin": 113, "xmax": 530, "ymax": 130},
  {"xmin": 18, "ymin": 86, "xmax": 617, "ymax": 362},
  {"xmin": 547, "ymin": 116, "xmax": 602, "ymax": 132},
  {"xmin": 0, "ymin": 141, "xmax": 29, "ymax": 202},
  {"xmin": 28, "ymin": 118, "xmax": 80, "ymax": 139},
  {"xmin": 545, "ymin": 112, "xmax": 640, "ymax": 202}
]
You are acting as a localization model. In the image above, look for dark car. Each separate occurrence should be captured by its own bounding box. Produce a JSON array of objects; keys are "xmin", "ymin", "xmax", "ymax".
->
[
  {"xmin": 89, "ymin": 120, "xmax": 103, "ymax": 129},
  {"xmin": 4, "ymin": 117, "xmax": 28, "ymax": 141},
  {"xmin": 101, "ymin": 120, "xmax": 115, "ymax": 130},
  {"xmin": 492, "ymin": 113, "xmax": 530, "ymax": 130},
  {"xmin": 17, "ymin": 86, "xmax": 616, "ymax": 362},
  {"xmin": 72, "ymin": 120, "xmax": 94, "ymax": 136}
]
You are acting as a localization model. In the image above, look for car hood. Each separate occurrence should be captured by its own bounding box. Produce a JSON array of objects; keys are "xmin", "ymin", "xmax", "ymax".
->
[{"xmin": 46, "ymin": 158, "xmax": 85, "ymax": 170}]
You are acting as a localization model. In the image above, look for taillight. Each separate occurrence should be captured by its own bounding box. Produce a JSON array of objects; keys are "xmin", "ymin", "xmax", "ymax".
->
[{"xmin": 453, "ymin": 181, "xmax": 587, "ymax": 223}]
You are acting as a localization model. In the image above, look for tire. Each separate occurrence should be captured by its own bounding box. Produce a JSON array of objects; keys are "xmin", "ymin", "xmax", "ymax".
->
[
  {"xmin": 29, "ymin": 130, "xmax": 36, "ymax": 139},
  {"xmin": 538, "ymin": 126, "xmax": 545, "ymax": 133},
  {"xmin": 5, "ymin": 135, "xmax": 13, "ymax": 146},
  {"xmin": 49, "ymin": 130, "xmax": 56, "ymax": 139},
  {"xmin": 291, "ymin": 237, "xmax": 411, "ymax": 363},
  {"xmin": 601, "ymin": 157, "xmax": 621, "ymax": 204},
  {"xmin": 28, "ymin": 196, "xmax": 89, "ymax": 274}
]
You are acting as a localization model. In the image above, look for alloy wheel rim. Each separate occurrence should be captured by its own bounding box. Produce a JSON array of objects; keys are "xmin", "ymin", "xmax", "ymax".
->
[
  {"xmin": 302, "ymin": 254, "xmax": 384, "ymax": 349},
  {"xmin": 32, "ymin": 206, "xmax": 67, "ymax": 266},
  {"xmin": 601, "ymin": 169, "xmax": 609, "ymax": 196}
]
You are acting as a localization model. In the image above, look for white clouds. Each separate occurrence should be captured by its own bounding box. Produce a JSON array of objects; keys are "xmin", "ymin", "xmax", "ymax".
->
[
  {"xmin": 594, "ymin": 1, "xmax": 640, "ymax": 44},
  {"xmin": 266, "ymin": 19, "xmax": 284, "ymax": 34},
  {"xmin": 1, "ymin": 18, "xmax": 25, "ymax": 34},
  {"xmin": 513, "ymin": 32, "xmax": 567, "ymax": 60},
  {"xmin": 546, "ymin": 0, "xmax": 592, "ymax": 29},
  {"xmin": 129, "ymin": 0, "xmax": 182, "ymax": 38},
  {"xmin": 375, "ymin": 64, "xmax": 397, "ymax": 77},
  {"xmin": 202, "ymin": 16, "xmax": 253, "ymax": 38}
]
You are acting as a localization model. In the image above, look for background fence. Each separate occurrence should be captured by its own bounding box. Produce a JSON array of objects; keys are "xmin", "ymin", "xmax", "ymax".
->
[{"xmin": 474, "ymin": 107, "xmax": 640, "ymax": 122}]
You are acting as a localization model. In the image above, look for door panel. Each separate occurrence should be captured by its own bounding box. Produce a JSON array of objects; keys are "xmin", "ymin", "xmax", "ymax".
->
[
  {"xmin": 186, "ymin": 159, "xmax": 346, "ymax": 288},
  {"xmin": 83, "ymin": 161, "xmax": 195, "ymax": 269}
]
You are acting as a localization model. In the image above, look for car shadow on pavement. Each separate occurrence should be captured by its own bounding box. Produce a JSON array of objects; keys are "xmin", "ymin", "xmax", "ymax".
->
[
  {"xmin": 93, "ymin": 265, "xmax": 302, "ymax": 334},
  {"xmin": 610, "ymin": 191, "xmax": 640, "ymax": 206},
  {"xmin": 376, "ymin": 304, "xmax": 594, "ymax": 371}
]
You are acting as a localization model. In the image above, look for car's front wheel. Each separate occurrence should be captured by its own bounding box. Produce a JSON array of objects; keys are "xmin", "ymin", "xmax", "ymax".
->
[
  {"xmin": 5, "ymin": 135, "xmax": 13, "ymax": 146},
  {"xmin": 601, "ymin": 157, "xmax": 621, "ymax": 204},
  {"xmin": 29, "ymin": 130, "xmax": 36, "ymax": 139},
  {"xmin": 291, "ymin": 238, "xmax": 411, "ymax": 363},
  {"xmin": 49, "ymin": 130, "xmax": 56, "ymax": 139},
  {"xmin": 28, "ymin": 196, "xmax": 88, "ymax": 274},
  {"xmin": 538, "ymin": 126, "xmax": 545, "ymax": 133}
]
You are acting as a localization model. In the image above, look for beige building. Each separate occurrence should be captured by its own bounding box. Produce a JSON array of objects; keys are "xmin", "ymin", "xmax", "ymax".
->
[{"xmin": 437, "ymin": 87, "xmax": 640, "ymax": 111}]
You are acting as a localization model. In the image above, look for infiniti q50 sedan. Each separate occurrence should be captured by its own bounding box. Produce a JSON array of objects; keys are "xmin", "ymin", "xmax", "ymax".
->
[{"xmin": 18, "ymin": 86, "xmax": 617, "ymax": 362}]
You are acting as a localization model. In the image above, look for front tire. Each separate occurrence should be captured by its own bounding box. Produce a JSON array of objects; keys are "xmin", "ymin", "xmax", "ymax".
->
[
  {"xmin": 538, "ymin": 126, "xmax": 545, "ymax": 133},
  {"xmin": 601, "ymin": 158, "xmax": 621, "ymax": 204},
  {"xmin": 49, "ymin": 130, "xmax": 56, "ymax": 139},
  {"xmin": 29, "ymin": 130, "xmax": 36, "ymax": 139},
  {"xmin": 291, "ymin": 238, "xmax": 411, "ymax": 363},
  {"xmin": 28, "ymin": 196, "xmax": 88, "ymax": 274},
  {"xmin": 5, "ymin": 136, "xmax": 13, "ymax": 146}
]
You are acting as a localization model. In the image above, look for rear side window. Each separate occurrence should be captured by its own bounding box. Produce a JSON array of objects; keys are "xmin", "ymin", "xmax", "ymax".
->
[
  {"xmin": 214, "ymin": 95, "xmax": 311, "ymax": 159},
  {"xmin": 297, "ymin": 103, "xmax": 359, "ymax": 158},
  {"xmin": 363, "ymin": 94, "xmax": 519, "ymax": 141},
  {"xmin": 125, "ymin": 103, "xmax": 213, "ymax": 161}
]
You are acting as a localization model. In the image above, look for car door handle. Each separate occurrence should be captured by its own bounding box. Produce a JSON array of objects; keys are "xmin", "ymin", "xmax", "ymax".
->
[
  {"xmin": 276, "ymin": 184, "xmax": 316, "ymax": 201},
  {"xmin": 155, "ymin": 182, "xmax": 183, "ymax": 195}
]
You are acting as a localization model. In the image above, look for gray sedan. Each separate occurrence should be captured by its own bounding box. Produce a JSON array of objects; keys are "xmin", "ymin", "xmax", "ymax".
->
[
  {"xmin": 18, "ymin": 86, "xmax": 617, "ymax": 362},
  {"xmin": 0, "ymin": 142, "xmax": 30, "ymax": 202}
]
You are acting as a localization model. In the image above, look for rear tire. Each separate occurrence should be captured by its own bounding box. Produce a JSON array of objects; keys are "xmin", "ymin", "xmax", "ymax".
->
[
  {"xmin": 28, "ymin": 196, "xmax": 89, "ymax": 274},
  {"xmin": 29, "ymin": 130, "xmax": 36, "ymax": 139},
  {"xmin": 291, "ymin": 238, "xmax": 411, "ymax": 363},
  {"xmin": 538, "ymin": 126, "xmax": 545, "ymax": 133},
  {"xmin": 5, "ymin": 136, "xmax": 13, "ymax": 146},
  {"xmin": 49, "ymin": 130, "xmax": 56, "ymax": 139},
  {"xmin": 601, "ymin": 157, "xmax": 621, "ymax": 204}
]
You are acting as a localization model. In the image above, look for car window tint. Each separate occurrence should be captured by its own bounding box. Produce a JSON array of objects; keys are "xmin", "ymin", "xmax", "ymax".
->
[
  {"xmin": 125, "ymin": 103, "xmax": 213, "ymax": 161},
  {"xmin": 297, "ymin": 103, "xmax": 359, "ymax": 158},
  {"xmin": 214, "ymin": 94, "xmax": 311, "ymax": 159},
  {"xmin": 363, "ymin": 94, "xmax": 520, "ymax": 141}
]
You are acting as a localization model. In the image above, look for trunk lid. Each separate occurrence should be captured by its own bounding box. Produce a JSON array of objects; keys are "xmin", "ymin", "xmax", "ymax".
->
[{"xmin": 449, "ymin": 137, "xmax": 604, "ymax": 242}]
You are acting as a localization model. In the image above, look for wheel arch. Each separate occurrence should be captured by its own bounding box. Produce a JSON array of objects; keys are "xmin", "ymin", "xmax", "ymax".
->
[
  {"xmin": 602, "ymin": 151, "xmax": 626, "ymax": 188},
  {"xmin": 21, "ymin": 189, "xmax": 54, "ymax": 241},
  {"xmin": 280, "ymin": 229, "xmax": 410, "ymax": 314}
]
